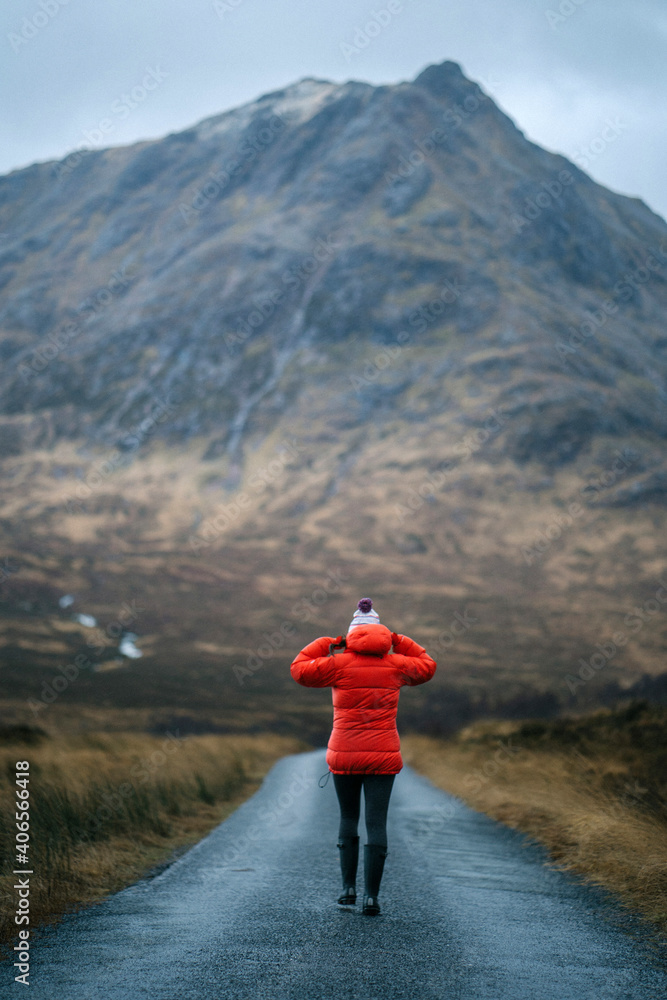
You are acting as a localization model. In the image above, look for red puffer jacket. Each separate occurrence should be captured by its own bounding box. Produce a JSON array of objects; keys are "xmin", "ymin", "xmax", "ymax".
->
[{"xmin": 290, "ymin": 623, "xmax": 436, "ymax": 774}]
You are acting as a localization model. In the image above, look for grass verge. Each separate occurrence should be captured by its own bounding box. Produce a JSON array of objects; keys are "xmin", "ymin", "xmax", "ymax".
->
[
  {"xmin": 0, "ymin": 725, "xmax": 306, "ymax": 952},
  {"xmin": 402, "ymin": 700, "xmax": 667, "ymax": 937}
]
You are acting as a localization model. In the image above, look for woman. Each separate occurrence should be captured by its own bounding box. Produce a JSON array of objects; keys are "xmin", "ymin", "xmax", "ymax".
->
[{"xmin": 290, "ymin": 598, "xmax": 436, "ymax": 916}]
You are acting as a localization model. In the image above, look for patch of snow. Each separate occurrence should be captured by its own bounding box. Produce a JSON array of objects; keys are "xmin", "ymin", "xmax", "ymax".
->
[
  {"xmin": 73, "ymin": 613, "xmax": 96, "ymax": 627},
  {"xmin": 119, "ymin": 633, "xmax": 142, "ymax": 659},
  {"xmin": 195, "ymin": 79, "xmax": 338, "ymax": 142}
]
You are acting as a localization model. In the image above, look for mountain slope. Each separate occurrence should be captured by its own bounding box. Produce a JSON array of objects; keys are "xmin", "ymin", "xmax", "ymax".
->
[{"xmin": 1, "ymin": 61, "xmax": 666, "ymax": 727}]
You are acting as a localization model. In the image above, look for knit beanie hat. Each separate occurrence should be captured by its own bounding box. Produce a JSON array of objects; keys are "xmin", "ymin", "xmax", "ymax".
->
[{"xmin": 348, "ymin": 598, "xmax": 380, "ymax": 631}]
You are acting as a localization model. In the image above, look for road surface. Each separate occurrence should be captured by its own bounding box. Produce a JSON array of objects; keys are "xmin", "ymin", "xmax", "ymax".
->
[{"xmin": 3, "ymin": 749, "xmax": 666, "ymax": 999}]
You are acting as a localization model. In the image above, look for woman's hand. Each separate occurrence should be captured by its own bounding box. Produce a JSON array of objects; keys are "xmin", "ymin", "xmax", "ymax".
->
[{"xmin": 328, "ymin": 635, "xmax": 346, "ymax": 655}]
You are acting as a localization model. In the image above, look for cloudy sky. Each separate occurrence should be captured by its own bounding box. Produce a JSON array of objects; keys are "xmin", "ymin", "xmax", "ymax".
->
[{"xmin": 3, "ymin": 0, "xmax": 666, "ymax": 220}]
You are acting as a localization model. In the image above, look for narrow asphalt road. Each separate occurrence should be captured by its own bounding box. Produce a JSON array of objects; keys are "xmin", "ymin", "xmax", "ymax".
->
[{"xmin": 5, "ymin": 749, "xmax": 666, "ymax": 999}]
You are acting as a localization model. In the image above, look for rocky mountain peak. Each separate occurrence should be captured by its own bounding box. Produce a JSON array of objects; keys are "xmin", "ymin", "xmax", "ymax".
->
[{"xmin": 413, "ymin": 58, "xmax": 483, "ymax": 102}]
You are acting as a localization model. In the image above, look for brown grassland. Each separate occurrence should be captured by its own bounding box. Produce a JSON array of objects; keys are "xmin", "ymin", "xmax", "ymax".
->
[
  {"xmin": 0, "ymin": 721, "xmax": 306, "ymax": 953},
  {"xmin": 402, "ymin": 700, "xmax": 667, "ymax": 939}
]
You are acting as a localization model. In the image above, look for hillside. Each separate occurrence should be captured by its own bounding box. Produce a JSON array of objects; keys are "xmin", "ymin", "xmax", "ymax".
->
[{"xmin": 1, "ymin": 60, "xmax": 666, "ymax": 729}]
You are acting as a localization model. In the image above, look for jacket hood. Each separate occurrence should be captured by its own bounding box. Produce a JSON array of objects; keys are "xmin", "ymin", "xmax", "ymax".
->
[{"xmin": 345, "ymin": 623, "xmax": 392, "ymax": 655}]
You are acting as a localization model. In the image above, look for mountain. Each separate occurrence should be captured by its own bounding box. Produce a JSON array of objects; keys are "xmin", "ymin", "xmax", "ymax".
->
[{"xmin": 1, "ymin": 61, "xmax": 666, "ymax": 733}]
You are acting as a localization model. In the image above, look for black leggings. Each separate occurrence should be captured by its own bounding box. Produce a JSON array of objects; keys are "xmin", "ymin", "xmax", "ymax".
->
[{"xmin": 333, "ymin": 773, "xmax": 396, "ymax": 847}]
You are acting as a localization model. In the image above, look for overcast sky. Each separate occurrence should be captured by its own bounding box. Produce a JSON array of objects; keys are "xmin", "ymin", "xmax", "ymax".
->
[{"xmin": 2, "ymin": 0, "xmax": 666, "ymax": 220}]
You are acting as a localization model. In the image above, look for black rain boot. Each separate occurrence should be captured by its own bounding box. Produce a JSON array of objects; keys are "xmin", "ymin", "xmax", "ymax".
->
[
  {"xmin": 337, "ymin": 836, "xmax": 359, "ymax": 905},
  {"xmin": 362, "ymin": 844, "xmax": 388, "ymax": 916}
]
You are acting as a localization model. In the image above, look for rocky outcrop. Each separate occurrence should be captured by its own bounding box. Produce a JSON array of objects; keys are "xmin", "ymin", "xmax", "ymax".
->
[{"xmin": 0, "ymin": 60, "xmax": 666, "ymax": 479}]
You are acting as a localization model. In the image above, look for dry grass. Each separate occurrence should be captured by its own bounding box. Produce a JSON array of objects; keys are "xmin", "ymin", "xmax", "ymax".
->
[
  {"xmin": 402, "ymin": 702, "xmax": 667, "ymax": 936},
  {"xmin": 3, "ymin": 433, "xmax": 667, "ymax": 715},
  {"xmin": 0, "ymin": 725, "xmax": 306, "ymax": 951}
]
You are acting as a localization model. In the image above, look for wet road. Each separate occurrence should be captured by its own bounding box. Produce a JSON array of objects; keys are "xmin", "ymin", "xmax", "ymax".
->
[{"xmin": 4, "ymin": 749, "xmax": 666, "ymax": 999}]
